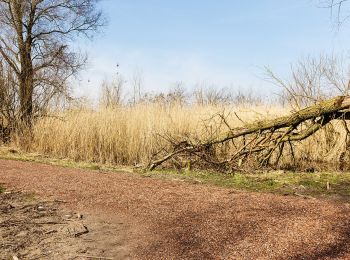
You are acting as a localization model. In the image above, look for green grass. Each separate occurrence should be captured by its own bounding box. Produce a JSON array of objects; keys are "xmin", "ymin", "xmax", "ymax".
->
[
  {"xmin": 144, "ymin": 169, "xmax": 350, "ymax": 197},
  {"xmin": 1, "ymin": 146, "xmax": 350, "ymax": 198}
]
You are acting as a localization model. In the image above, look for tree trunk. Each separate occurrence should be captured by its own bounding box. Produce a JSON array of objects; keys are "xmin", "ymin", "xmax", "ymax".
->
[
  {"xmin": 19, "ymin": 40, "xmax": 34, "ymax": 126},
  {"xmin": 19, "ymin": 74, "xmax": 33, "ymax": 125}
]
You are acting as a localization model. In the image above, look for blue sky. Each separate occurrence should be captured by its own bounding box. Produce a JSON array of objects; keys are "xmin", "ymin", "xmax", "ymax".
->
[{"xmin": 75, "ymin": 0, "xmax": 350, "ymax": 99}]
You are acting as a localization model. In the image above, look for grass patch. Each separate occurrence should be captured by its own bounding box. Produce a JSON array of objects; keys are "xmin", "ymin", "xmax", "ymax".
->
[
  {"xmin": 142, "ymin": 170, "xmax": 350, "ymax": 197},
  {"xmin": 1, "ymin": 146, "xmax": 350, "ymax": 198},
  {"xmin": 0, "ymin": 146, "xmax": 133, "ymax": 173}
]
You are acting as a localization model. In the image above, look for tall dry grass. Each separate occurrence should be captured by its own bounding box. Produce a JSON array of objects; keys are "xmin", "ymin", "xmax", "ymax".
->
[
  {"xmin": 14, "ymin": 102, "xmax": 349, "ymax": 171},
  {"xmin": 28, "ymin": 104, "xmax": 287, "ymax": 166}
]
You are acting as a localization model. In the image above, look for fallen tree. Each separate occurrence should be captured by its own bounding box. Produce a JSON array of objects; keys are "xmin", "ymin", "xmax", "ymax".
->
[{"xmin": 148, "ymin": 96, "xmax": 350, "ymax": 171}]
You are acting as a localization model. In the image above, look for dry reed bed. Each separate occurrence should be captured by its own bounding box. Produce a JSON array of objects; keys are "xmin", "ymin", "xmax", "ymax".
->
[{"xmin": 28, "ymin": 104, "xmax": 349, "ymax": 171}]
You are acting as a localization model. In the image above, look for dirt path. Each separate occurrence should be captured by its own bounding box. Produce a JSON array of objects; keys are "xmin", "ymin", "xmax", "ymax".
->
[
  {"xmin": 0, "ymin": 191, "xmax": 132, "ymax": 260},
  {"xmin": 1, "ymin": 159, "xmax": 350, "ymax": 259}
]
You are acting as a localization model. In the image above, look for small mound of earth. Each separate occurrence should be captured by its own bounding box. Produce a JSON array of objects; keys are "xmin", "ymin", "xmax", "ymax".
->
[{"xmin": 0, "ymin": 191, "xmax": 130, "ymax": 260}]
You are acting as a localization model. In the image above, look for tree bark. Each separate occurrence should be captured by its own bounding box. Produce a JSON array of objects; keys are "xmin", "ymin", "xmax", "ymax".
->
[
  {"xmin": 19, "ymin": 72, "xmax": 34, "ymax": 125},
  {"xmin": 19, "ymin": 31, "xmax": 34, "ymax": 125}
]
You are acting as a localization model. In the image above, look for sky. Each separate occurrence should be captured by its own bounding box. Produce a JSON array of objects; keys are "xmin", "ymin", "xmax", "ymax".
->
[{"xmin": 74, "ymin": 0, "xmax": 350, "ymax": 100}]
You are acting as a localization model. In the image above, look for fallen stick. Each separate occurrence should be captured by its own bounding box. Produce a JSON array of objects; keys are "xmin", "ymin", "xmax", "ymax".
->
[{"xmin": 74, "ymin": 224, "xmax": 89, "ymax": 237}]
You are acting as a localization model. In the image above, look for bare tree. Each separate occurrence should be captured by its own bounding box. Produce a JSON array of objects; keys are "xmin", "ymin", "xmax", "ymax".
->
[
  {"xmin": 0, "ymin": 0, "xmax": 104, "ymax": 126},
  {"xmin": 193, "ymin": 85, "xmax": 232, "ymax": 106},
  {"xmin": 165, "ymin": 82, "xmax": 187, "ymax": 106},
  {"xmin": 131, "ymin": 68, "xmax": 143, "ymax": 105},
  {"xmin": 320, "ymin": 0, "xmax": 350, "ymax": 26},
  {"xmin": 232, "ymin": 89, "xmax": 263, "ymax": 106},
  {"xmin": 99, "ymin": 76, "xmax": 124, "ymax": 108},
  {"xmin": 266, "ymin": 55, "xmax": 350, "ymax": 109}
]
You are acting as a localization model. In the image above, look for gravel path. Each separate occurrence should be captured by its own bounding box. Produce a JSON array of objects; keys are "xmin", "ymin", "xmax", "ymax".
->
[{"xmin": 1, "ymin": 159, "xmax": 350, "ymax": 259}]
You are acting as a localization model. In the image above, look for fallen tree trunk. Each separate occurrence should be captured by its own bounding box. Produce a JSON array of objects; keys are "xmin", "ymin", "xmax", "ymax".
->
[
  {"xmin": 148, "ymin": 96, "xmax": 350, "ymax": 171},
  {"xmin": 211, "ymin": 96, "xmax": 350, "ymax": 144}
]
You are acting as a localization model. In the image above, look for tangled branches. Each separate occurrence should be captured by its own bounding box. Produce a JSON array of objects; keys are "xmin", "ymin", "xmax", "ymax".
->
[{"xmin": 148, "ymin": 96, "xmax": 350, "ymax": 172}]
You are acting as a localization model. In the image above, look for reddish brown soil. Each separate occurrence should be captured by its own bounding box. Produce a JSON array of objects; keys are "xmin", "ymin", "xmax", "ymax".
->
[
  {"xmin": 0, "ymin": 191, "xmax": 132, "ymax": 259},
  {"xmin": 1, "ymin": 159, "xmax": 350, "ymax": 259}
]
